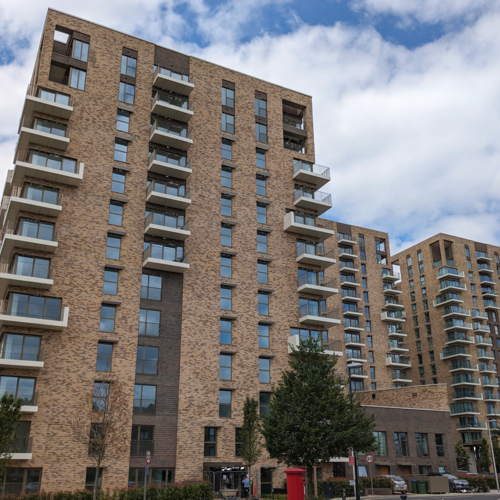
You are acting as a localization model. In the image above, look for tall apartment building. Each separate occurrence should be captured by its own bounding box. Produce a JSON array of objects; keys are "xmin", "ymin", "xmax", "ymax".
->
[{"xmin": 392, "ymin": 234, "xmax": 500, "ymax": 470}]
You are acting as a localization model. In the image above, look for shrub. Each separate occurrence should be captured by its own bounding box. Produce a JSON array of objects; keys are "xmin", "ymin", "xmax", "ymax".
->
[
  {"xmin": 360, "ymin": 476, "xmax": 392, "ymax": 490},
  {"xmin": 457, "ymin": 474, "xmax": 495, "ymax": 492},
  {"xmin": 323, "ymin": 478, "xmax": 364, "ymax": 498}
]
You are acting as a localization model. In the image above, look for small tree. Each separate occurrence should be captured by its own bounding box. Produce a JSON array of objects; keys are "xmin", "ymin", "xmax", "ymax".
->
[
  {"xmin": 0, "ymin": 394, "xmax": 22, "ymax": 478},
  {"xmin": 455, "ymin": 441, "xmax": 470, "ymax": 471},
  {"xmin": 479, "ymin": 438, "xmax": 492, "ymax": 472},
  {"xmin": 239, "ymin": 397, "xmax": 263, "ymax": 498},
  {"xmin": 261, "ymin": 339, "xmax": 376, "ymax": 500},
  {"xmin": 72, "ymin": 379, "xmax": 130, "ymax": 500}
]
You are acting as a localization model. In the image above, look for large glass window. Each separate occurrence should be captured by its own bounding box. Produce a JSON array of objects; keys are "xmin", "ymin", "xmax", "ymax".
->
[
  {"xmin": 219, "ymin": 390, "xmax": 231, "ymax": 417},
  {"xmin": 435, "ymin": 434, "xmax": 445, "ymax": 457},
  {"xmin": 256, "ymin": 176, "xmax": 266, "ymax": 196},
  {"xmin": 221, "ymin": 287, "xmax": 232, "ymax": 310},
  {"xmin": 108, "ymin": 202, "xmax": 124, "ymax": 226},
  {"xmin": 0, "ymin": 334, "xmax": 40, "ymax": 362},
  {"xmin": 18, "ymin": 218, "xmax": 54, "ymax": 241},
  {"xmin": 415, "ymin": 433, "xmax": 429, "ymax": 457},
  {"xmin": 119, "ymin": 82, "xmax": 135, "ymax": 104},
  {"xmin": 0, "ymin": 376, "xmax": 36, "ymax": 405},
  {"xmin": 29, "ymin": 150, "xmax": 77, "ymax": 173},
  {"xmin": 72, "ymin": 40, "xmax": 89, "ymax": 62},
  {"xmin": 69, "ymin": 68, "xmax": 86, "ymax": 90},
  {"xmin": 139, "ymin": 309, "xmax": 160, "ymax": 336},
  {"xmin": 259, "ymin": 324, "xmax": 270, "ymax": 348},
  {"xmin": 221, "ymin": 255, "xmax": 232, "ymax": 278},
  {"xmin": 8, "ymin": 293, "xmax": 61, "ymax": 320},
  {"xmin": 256, "ymin": 148, "xmax": 266, "ymax": 169},
  {"xmin": 221, "ymin": 167, "xmax": 232, "ymax": 188},
  {"xmin": 222, "ymin": 139, "xmax": 232, "ymax": 160},
  {"xmin": 259, "ymin": 358, "xmax": 270, "ymax": 383},
  {"xmin": 141, "ymin": 274, "xmax": 162, "ymax": 300},
  {"xmin": 258, "ymin": 261, "xmax": 268, "ymax": 284},
  {"xmin": 257, "ymin": 203, "xmax": 267, "ymax": 224},
  {"xmin": 121, "ymin": 55, "xmax": 137, "ymax": 77},
  {"xmin": 111, "ymin": 169, "xmax": 126, "ymax": 193},
  {"xmin": 222, "ymin": 113, "xmax": 235, "ymax": 134},
  {"xmin": 136, "ymin": 346, "xmax": 158, "ymax": 374},
  {"xmin": 261, "ymin": 469, "xmax": 272, "ymax": 495},
  {"xmin": 133, "ymin": 384, "xmax": 156, "ymax": 414},
  {"xmin": 221, "ymin": 196, "xmax": 232, "ymax": 217},
  {"xmin": 394, "ymin": 432, "xmax": 409, "ymax": 456},
  {"xmin": 116, "ymin": 110, "xmax": 130, "ymax": 132},
  {"xmin": 220, "ymin": 354, "xmax": 232, "ymax": 380},
  {"xmin": 11, "ymin": 255, "xmax": 50, "ymax": 279},
  {"xmin": 23, "ymin": 184, "xmax": 58, "ymax": 204},
  {"xmin": 373, "ymin": 431, "xmax": 387, "ymax": 456},
  {"xmin": 106, "ymin": 234, "xmax": 121, "ymax": 260},
  {"xmin": 99, "ymin": 305, "xmax": 116, "ymax": 332},
  {"xmin": 130, "ymin": 425, "xmax": 154, "ymax": 456},
  {"xmin": 96, "ymin": 343, "xmax": 113, "ymax": 372},
  {"xmin": 204, "ymin": 427, "xmax": 217, "ymax": 456},
  {"xmin": 220, "ymin": 319, "xmax": 232, "ymax": 344}
]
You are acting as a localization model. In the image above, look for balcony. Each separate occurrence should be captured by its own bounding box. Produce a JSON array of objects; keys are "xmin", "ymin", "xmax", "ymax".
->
[
  {"xmin": 381, "ymin": 310, "xmax": 406, "ymax": 323},
  {"xmin": 445, "ymin": 332, "xmax": 474, "ymax": 345},
  {"xmin": 382, "ymin": 270, "xmax": 401, "ymax": 282},
  {"xmin": 478, "ymin": 264, "xmax": 494, "ymax": 273},
  {"xmin": 479, "ymin": 364, "xmax": 496, "ymax": 373},
  {"xmin": 451, "ymin": 376, "xmax": 480, "ymax": 387},
  {"xmin": 150, "ymin": 119, "xmax": 193, "ymax": 150},
  {"xmin": 440, "ymin": 346, "xmax": 471, "ymax": 360},
  {"xmin": 151, "ymin": 92, "xmax": 193, "ymax": 122},
  {"xmin": 337, "ymin": 233, "xmax": 356, "ymax": 246},
  {"xmin": 484, "ymin": 301, "xmax": 500, "ymax": 310},
  {"xmin": 433, "ymin": 293, "xmax": 463, "ymax": 307},
  {"xmin": 0, "ymin": 223, "xmax": 58, "ymax": 261},
  {"xmin": 143, "ymin": 245, "xmax": 189, "ymax": 274},
  {"xmin": 482, "ymin": 378, "xmax": 499, "ymax": 388},
  {"xmin": 338, "ymin": 247, "xmax": 358, "ymax": 259},
  {"xmin": 340, "ymin": 275, "xmax": 360, "ymax": 287},
  {"xmin": 391, "ymin": 371, "xmax": 412, "ymax": 383},
  {"xmin": 486, "ymin": 408, "xmax": 500, "ymax": 416},
  {"xmin": 17, "ymin": 117, "xmax": 70, "ymax": 153},
  {"xmin": 449, "ymin": 361, "xmax": 478, "ymax": 372},
  {"xmin": 482, "ymin": 289, "xmax": 498, "ymax": 298},
  {"xmin": 299, "ymin": 304, "xmax": 340, "ymax": 327},
  {"xmin": 344, "ymin": 334, "xmax": 365, "ymax": 347},
  {"xmin": 339, "ymin": 261, "xmax": 359, "ymax": 273},
  {"xmin": 21, "ymin": 85, "xmax": 73, "ymax": 124},
  {"xmin": 383, "ymin": 285, "xmax": 402, "ymax": 296},
  {"xmin": 438, "ymin": 281, "xmax": 467, "ymax": 293},
  {"xmin": 385, "ymin": 355, "xmax": 411, "ymax": 368},
  {"xmin": 387, "ymin": 329, "xmax": 407, "ymax": 338},
  {"xmin": 473, "ymin": 324, "xmax": 490, "ymax": 334},
  {"xmin": 283, "ymin": 212, "xmax": 334, "ymax": 242},
  {"xmin": 476, "ymin": 251, "xmax": 492, "ymax": 262},
  {"xmin": 451, "ymin": 404, "xmax": 480, "ymax": 415},
  {"xmin": 341, "ymin": 289, "xmax": 361, "ymax": 301},
  {"xmin": 296, "ymin": 243, "xmax": 336, "ymax": 269},
  {"xmin": 287, "ymin": 334, "xmax": 343, "ymax": 356},
  {"xmin": 384, "ymin": 298, "xmax": 404, "ymax": 310},
  {"xmin": 343, "ymin": 320, "xmax": 363, "ymax": 332},
  {"xmin": 348, "ymin": 366, "xmax": 368, "ymax": 379},
  {"xmin": 298, "ymin": 275, "xmax": 338, "ymax": 298},
  {"xmin": 292, "ymin": 160, "xmax": 330, "ymax": 189},
  {"xmin": 473, "ymin": 311, "xmax": 489, "ymax": 320},
  {"xmin": 433, "ymin": 259, "xmax": 456, "ymax": 268},
  {"xmin": 475, "ymin": 336, "xmax": 493, "ymax": 347},
  {"xmin": 442, "ymin": 306, "xmax": 470, "ymax": 318},
  {"xmin": 0, "ymin": 347, "xmax": 44, "ymax": 370},
  {"xmin": 144, "ymin": 212, "xmax": 190, "ymax": 241},
  {"xmin": 2, "ymin": 435, "xmax": 33, "ymax": 460},
  {"xmin": 388, "ymin": 341, "xmax": 409, "ymax": 353},
  {"xmin": 437, "ymin": 267, "xmax": 465, "ymax": 280},
  {"xmin": 0, "ymin": 259, "xmax": 54, "ymax": 297},
  {"xmin": 456, "ymin": 422, "xmax": 487, "ymax": 431},
  {"xmin": 346, "ymin": 350, "xmax": 367, "ymax": 363},
  {"xmin": 452, "ymin": 391, "xmax": 482, "ymax": 401},
  {"xmin": 148, "ymin": 149, "xmax": 192, "ymax": 179},
  {"xmin": 152, "ymin": 67, "xmax": 194, "ymax": 94},
  {"xmin": 294, "ymin": 189, "xmax": 332, "ymax": 215},
  {"xmin": 0, "ymin": 295, "xmax": 68, "ymax": 330},
  {"xmin": 342, "ymin": 305, "xmax": 363, "ymax": 317},
  {"xmin": 477, "ymin": 351, "xmax": 495, "ymax": 360},
  {"xmin": 480, "ymin": 275, "xmax": 496, "ymax": 285},
  {"xmin": 146, "ymin": 180, "xmax": 191, "ymax": 209},
  {"xmin": 485, "ymin": 394, "xmax": 500, "ymax": 401}
]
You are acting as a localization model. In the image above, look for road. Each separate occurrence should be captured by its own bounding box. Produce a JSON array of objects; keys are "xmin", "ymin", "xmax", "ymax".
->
[{"xmin": 357, "ymin": 493, "xmax": 500, "ymax": 500}]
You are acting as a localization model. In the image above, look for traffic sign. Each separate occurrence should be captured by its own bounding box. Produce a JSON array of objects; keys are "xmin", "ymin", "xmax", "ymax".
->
[
  {"xmin": 146, "ymin": 450, "xmax": 151, "ymax": 465},
  {"xmin": 349, "ymin": 457, "xmax": 355, "ymax": 466},
  {"xmin": 365, "ymin": 454, "xmax": 374, "ymax": 463}
]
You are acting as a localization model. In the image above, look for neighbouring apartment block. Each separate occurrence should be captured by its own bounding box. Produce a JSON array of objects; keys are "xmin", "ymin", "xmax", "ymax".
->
[{"xmin": 0, "ymin": 8, "xmax": 481, "ymax": 496}]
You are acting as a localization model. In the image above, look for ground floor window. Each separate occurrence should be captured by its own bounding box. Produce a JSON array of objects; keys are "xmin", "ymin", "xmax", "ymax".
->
[
  {"xmin": 85, "ymin": 468, "xmax": 102, "ymax": 491},
  {"xmin": 1, "ymin": 469, "xmax": 41, "ymax": 496},
  {"xmin": 418, "ymin": 465, "xmax": 431, "ymax": 475},
  {"xmin": 261, "ymin": 468, "xmax": 272, "ymax": 495},
  {"xmin": 128, "ymin": 468, "xmax": 175, "ymax": 487}
]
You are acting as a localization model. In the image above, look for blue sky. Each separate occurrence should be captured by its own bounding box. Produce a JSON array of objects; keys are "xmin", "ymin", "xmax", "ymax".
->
[{"xmin": 0, "ymin": 0, "xmax": 499, "ymax": 253}]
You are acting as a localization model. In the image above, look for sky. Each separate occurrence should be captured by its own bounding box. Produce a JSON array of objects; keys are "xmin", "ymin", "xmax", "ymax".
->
[{"xmin": 0, "ymin": 0, "xmax": 499, "ymax": 254}]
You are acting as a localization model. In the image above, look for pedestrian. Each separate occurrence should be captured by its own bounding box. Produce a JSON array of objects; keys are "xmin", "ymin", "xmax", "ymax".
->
[{"xmin": 242, "ymin": 474, "xmax": 250, "ymax": 498}]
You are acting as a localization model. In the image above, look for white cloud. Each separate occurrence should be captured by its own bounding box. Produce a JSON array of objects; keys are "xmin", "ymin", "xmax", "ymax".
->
[{"xmin": 0, "ymin": 0, "xmax": 499, "ymax": 254}]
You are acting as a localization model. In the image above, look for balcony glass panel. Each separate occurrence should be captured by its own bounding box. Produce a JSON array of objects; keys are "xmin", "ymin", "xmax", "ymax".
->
[
  {"xmin": 145, "ymin": 210, "xmax": 185, "ymax": 229},
  {"xmin": 147, "ymin": 179, "xmax": 186, "ymax": 197},
  {"xmin": 0, "ymin": 376, "xmax": 36, "ymax": 405},
  {"xmin": 149, "ymin": 148, "xmax": 187, "ymax": 167},
  {"xmin": 0, "ymin": 334, "xmax": 40, "ymax": 361},
  {"xmin": 34, "ymin": 118, "xmax": 67, "ymax": 137},
  {"xmin": 8, "ymin": 293, "xmax": 61, "ymax": 320},
  {"xmin": 18, "ymin": 219, "xmax": 55, "ymax": 241},
  {"xmin": 11, "ymin": 255, "xmax": 50, "ymax": 279},
  {"xmin": 153, "ymin": 91, "xmax": 189, "ymax": 109},
  {"xmin": 143, "ymin": 242, "xmax": 184, "ymax": 262},
  {"xmin": 29, "ymin": 150, "xmax": 77, "ymax": 173},
  {"xmin": 152, "ymin": 119, "xmax": 187, "ymax": 137}
]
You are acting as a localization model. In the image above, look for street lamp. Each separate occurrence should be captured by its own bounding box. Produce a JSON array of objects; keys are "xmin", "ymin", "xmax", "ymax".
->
[
  {"xmin": 347, "ymin": 362, "xmax": 364, "ymax": 500},
  {"xmin": 487, "ymin": 419, "xmax": 499, "ymax": 492}
]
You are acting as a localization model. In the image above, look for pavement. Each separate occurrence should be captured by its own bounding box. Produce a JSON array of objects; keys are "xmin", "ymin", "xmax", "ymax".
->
[{"xmin": 351, "ymin": 492, "xmax": 500, "ymax": 500}]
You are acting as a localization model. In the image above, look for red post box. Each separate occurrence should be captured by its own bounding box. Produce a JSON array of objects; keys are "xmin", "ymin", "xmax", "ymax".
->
[{"xmin": 284, "ymin": 468, "xmax": 306, "ymax": 500}]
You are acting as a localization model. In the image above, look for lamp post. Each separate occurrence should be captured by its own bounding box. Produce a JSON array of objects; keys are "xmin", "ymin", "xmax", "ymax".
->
[
  {"xmin": 347, "ymin": 362, "xmax": 364, "ymax": 500},
  {"xmin": 487, "ymin": 419, "xmax": 500, "ymax": 492}
]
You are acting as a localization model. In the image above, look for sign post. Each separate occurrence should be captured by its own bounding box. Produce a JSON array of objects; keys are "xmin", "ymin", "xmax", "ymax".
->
[
  {"xmin": 144, "ymin": 450, "xmax": 151, "ymax": 500},
  {"xmin": 365, "ymin": 454, "xmax": 374, "ymax": 496}
]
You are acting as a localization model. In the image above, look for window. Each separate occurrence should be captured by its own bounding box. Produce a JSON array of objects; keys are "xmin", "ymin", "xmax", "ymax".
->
[
  {"xmin": 425, "ymin": 312, "xmax": 430, "ymax": 323},
  {"xmin": 141, "ymin": 274, "xmax": 162, "ymax": 300},
  {"xmin": 367, "ymin": 336, "xmax": 373, "ymax": 347},
  {"xmin": 103, "ymin": 268, "xmax": 119, "ymax": 295},
  {"xmin": 7, "ymin": 293, "xmax": 61, "ymax": 320},
  {"xmin": 416, "ymin": 341, "xmax": 421, "ymax": 351},
  {"xmin": 257, "ymin": 231, "xmax": 268, "ymax": 253},
  {"xmin": 256, "ymin": 176, "xmax": 266, "ymax": 196},
  {"xmin": 0, "ymin": 334, "xmax": 41, "ymax": 363},
  {"xmin": 258, "ymin": 261, "xmax": 268, "ymax": 284},
  {"xmin": 465, "ymin": 247, "xmax": 470, "ymax": 257},
  {"xmin": 221, "ymin": 225, "xmax": 232, "ymax": 246},
  {"xmin": 411, "ymin": 292, "xmax": 415, "ymax": 302},
  {"xmin": 429, "ymin": 351, "xmax": 435, "ymax": 362},
  {"xmin": 413, "ymin": 316, "xmax": 419, "ymax": 326},
  {"xmin": 219, "ymin": 390, "xmax": 231, "ymax": 417},
  {"xmin": 255, "ymin": 123, "xmax": 267, "ymax": 143},
  {"xmin": 426, "ymin": 325, "xmax": 432, "ymax": 335},
  {"xmin": 407, "ymin": 256, "xmax": 412, "ymax": 266},
  {"xmin": 115, "ymin": 110, "xmax": 131, "ymax": 134},
  {"xmin": 221, "ymin": 196, "xmax": 232, "ymax": 216},
  {"xmin": 18, "ymin": 218, "xmax": 54, "ymax": 240},
  {"xmin": 366, "ymin": 321, "xmax": 371, "ymax": 333},
  {"xmin": 408, "ymin": 268, "xmax": 413, "ymax": 278},
  {"xmin": 363, "ymin": 291, "xmax": 369, "ymax": 302},
  {"xmin": 431, "ymin": 364, "xmax": 437, "ymax": 375},
  {"xmin": 256, "ymin": 148, "xmax": 266, "ymax": 169},
  {"xmin": 259, "ymin": 324, "xmax": 270, "ymax": 348},
  {"xmin": 108, "ymin": 201, "xmax": 124, "ymax": 226},
  {"xmin": 220, "ymin": 320, "xmax": 232, "ymax": 344},
  {"xmin": 93, "ymin": 381, "xmax": 109, "ymax": 412},
  {"xmin": 221, "ymin": 167, "xmax": 232, "ymax": 188},
  {"xmin": 11, "ymin": 255, "xmax": 50, "ymax": 279},
  {"xmin": 467, "ymin": 259, "xmax": 473, "ymax": 269},
  {"xmin": 222, "ymin": 87, "xmax": 234, "ymax": 107},
  {"xmin": 370, "ymin": 366, "xmax": 375, "ymax": 379},
  {"xmin": 219, "ymin": 255, "xmax": 233, "ymax": 280},
  {"xmin": 409, "ymin": 280, "xmax": 414, "ymax": 290},
  {"xmin": 422, "ymin": 287, "xmax": 427, "ymax": 297},
  {"xmin": 139, "ymin": 309, "xmax": 160, "ymax": 336},
  {"xmin": 261, "ymin": 469, "xmax": 273, "ymax": 495},
  {"xmin": 255, "ymin": 97, "xmax": 267, "ymax": 117},
  {"xmin": 473, "ymin": 296, "xmax": 478, "ymax": 306},
  {"xmin": 121, "ymin": 55, "xmax": 137, "ymax": 77},
  {"xmin": 29, "ymin": 149, "xmax": 77, "ymax": 173},
  {"xmin": 371, "ymin": 382, "xmax": 376, "ymax": 390},
  {"xmin": 419, "ymin": 466, "xmax": 431, "ymax": 475},
  {"xmin": 0, "ymin": 376, "xmax": 36, "ymax": 405},
  {"xmin": 361, "ymin": 264, "xmax": 366, "ymax": 274},
  {"xmin": 469, "ymin": 272, "xmax": 473, "ymax": 281},
  {"xmin": 420, "ymin": 276, "xmax": 426, "ymax": 286},
  {"xmin": 95, "ymin": 342, "xmax": 113, "ymax": 372},
  {"xmin": 373, "ymin": 431, "xmax": 387, "ymax": 456},
  {"xmin": 222, "ymin": 113, "xmax": 235, "ymax": 134},
  {"xmin": 136, "ymin": 346, "xmax": 158, "ymax": 374},
  {"xmin": 415, "ymin": 328, "xmax": 420, "ymax": 339},
  {"xmin": 360, "ymin": 250, "xmax": 366, "ymax": 261},
  {"xmin": 222, "ymin": 139, "xmax": 232, "ymax": 160},
  {"xmin": 419, "ymin": 263, "xmax": 424, "ymax": 274},
  {"xmin": 419, "ymin": 367, "xmax": 424, "ymax": 378},
  {"xmin": 260, "ymin": 392, "xmax": 271, "ymax": 416},
  {"xmin": 259, "ymin": 358, "xmax": 270, "ymax": 383},
  {"xmin": 204, "ymin": 427, "xmax": 217, "ymax": 456},
  {"xmin": 119, "ymin": 82, "xmax": 135, "ymax": 104},
  {"xmin": 394, "ymin": 432, "xmax": 409, "ymax": 456},
  {"xmin": 258, "ymin": 293, "xmax": 269, "ymax": 315},
  {"xmin": 69, "ymin": 68, "xmax": 86, "ymax": 90},
  {"xmin": 368, "ymin": 351, "xmax": 374, "ymax": 363},
  {"xmin": 99, "ymin": 305, "xmax": 116, "ymax": 332},
  {"xmin": 112, "ymin": 169, "xmax": 126, "ymax": 193},
  {"xmin": 423, "ymin": 300, "xmax": 428, "ymax": 310},
  {"xmin": 220, "ymin": 354, "xmax": 232, "ymax": 380},
  {"xmin": 358, "ymin": 236, "xmax": 365, "ymax": 247},
  {"xmin": 362, "ymin": 278, "xmax": 367, "ymax": 289},
  {"xmin": 365, "ymin": 306, "xmax": 370, "ymax": 318},
  {"xmin": 130, "ymin": 425, "xmax": 154, "ymax": 456},
  {"xmin": 221, "ymin": 287, "xmax": 232, "ymax": 310},
  {"xmin": 72, "ymin": 40, "xmax": 89, "ymax": 61},
  {"xmin": 114, "ymin": 139, "xmax": 128, "ymax": 162},
  {"xmin": 257, "ymin": 203, "xmax": 267, "ymax": 224},
  {"xmin": 412, "ymin": 304, "xmax": 417, "ymax": 314},
  {"xmin": 133, "ymin": 385, "xmax": 156, "ymax": 414}
]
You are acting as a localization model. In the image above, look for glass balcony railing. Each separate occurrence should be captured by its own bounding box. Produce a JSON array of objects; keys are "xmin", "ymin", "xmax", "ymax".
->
[
  {"xmin": 152, "ymin": 91, "xmax": 192, "ymax": 110},
  {"xmin": 441, "ymin": 346, "xmax": 471, "ymax": 358},
  {"xmin": 298, "ymin": 273, "xmax": 337, "ymax": 290},
  {"xmin": 446, "ymin": 331, "xmax": 472, "ymax": 343},
  {"xmin": 382, "ymin": 269, "xmax": 401, "ymax": 279},
  {"xmin": 437, "ymin": 267, "xmax": 461, "ymax": 277},
  {"xmin": 434, "ymin": 293, "xmax": 463, "ymax": 305},
  {"xmin": 26, "ymin": 149, "xmax": 79, "ymax": 174},
  {"xmin": 443, "ymin": 306, "xmax": 469, "ymax": 315},
  {"xmin": 147, "ymin": 180, "xmax": 189, "ymax": 199},
  {"xmin": 296, "ymin": 243, "xmax": 335, "ymax": 260},
  {"xmin": 155, "ymin": 66, "xmax": 191, "ymax": 82},
  {"xmin": 294, "ymin": 189, "xmax": 331, "ymax": 205},
  {"xmin": 143, "ymin": 243, "xmax": 188, "ymax": 264},
  {"xmin": 480, "ymin": 276, "xmax": 495, "ymax": 283},
  {"xmin": 476, "ymin": 251, "xmax": 491, "ymax": 260},
  {"xmin": 293, "ymin": 160, "xmax": 330, "ymax": 178},
  {"xmin": 341, "ymin": 289, "xmax": 359, "ymax": 299},
  {"xmin": 4, "ymin": 293, "xmax": 62, "ymax": 321},
  {"xmin": 345, "ymin": 334, "xmax": 362, "ymax": 344},
  {"xmin": 144, "ymin": 211, "xmax": 188, "ymax": 231},
  {"xmin": 150, "ymin": 119, "xmax": 192, "ymax": 139},
  {"xmin": 386, "ymin": 354, "xmax": 410, "ymax": 365},
  {"xmin": 478, "ymin": 264, "xmax": 493, "ymax": 272},
  {"xmin": 149, "ymin": 148, "xmax": 189, "ymax": 168},
  {"xmin": 450, "ymin": 360, "xmax": 476, "ymax": 371},
  {"xmin": 382, "ymin": 310, "xmax": 406, "ymax": 319},
  {"xmin": 31, "ymin": 117, "xmax": 69, "ymax": 138},
  {"xmin": 453, "ymin": 389, "xmax": 481, "ymax": 400},
  {"xmin": 452, "ymin": 374, "xmax": 479, "ymax": 384},
  {"xmin": 299, "ymin": 304, "xmax": 338, "ymax": 320}
]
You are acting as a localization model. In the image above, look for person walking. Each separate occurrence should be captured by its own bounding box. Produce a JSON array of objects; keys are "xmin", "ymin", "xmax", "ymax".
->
[{"xmin": 242, "ymin": 474, "xmax": 250, "ymax": 498}]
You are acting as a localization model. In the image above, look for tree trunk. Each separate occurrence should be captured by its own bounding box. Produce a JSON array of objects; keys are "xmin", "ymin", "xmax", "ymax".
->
[
  {"xmin": 313, "ymin": 466, "xmax": 317, "ymax": 498},
  {"xmin": 248, "ymin": 465, "xmax": 252, "ymax": 499},
  {"xmin": 307, "ymin": 468, "xmax": 313, "ymax": 500},
  {"xmin": 93, "ymin": 465, "xmax": 99, "ymax": 500}
]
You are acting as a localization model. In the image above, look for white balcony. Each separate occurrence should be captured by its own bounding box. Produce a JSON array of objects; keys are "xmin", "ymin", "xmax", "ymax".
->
[
  {"xmin": 299, "ymin": 304, "xmax": 340, "ymax": 327},
  {"xmin": 337, "ymin": 235, "xmax": 357, "ymax": 246},
  {"xmin": 344, "ymin": 338, "xmax": 365, "ymax": 347},
  {"xmin": 0, "ymin": 267, "xmax": 53, "ymax": 298},
  {"xmin": 444, "ymin": 321, "xmax": 472, "ymax": 331},
  {"xmin": 383, "ymin": 287, "xmax": 402, "ymax": 296},
  {"xmin": 148, "ymin": 150, "xmax": 192, "ymax": 179},
  {"xmin": 292, "ymin": 161, "xmax": 330, "ymax": 189},
  {"xmin": 451, "ymin": 378, "xmax": 480, "ymax": 387},
  {"xmin": 477, "ymin": 351, "xmax": 495, "ymax": 360},
  {"xmin": 437, "ymin": 269, "xmax": 465, "ymax": 280},
  {"xmin": 144, "ymin": 214, "xmax": 190, "ymax": 241},
  {"xmin": 339, "ymin": 263, "xmax": 359, "ymax": 273},
  {"xmin": 3, "ymin": 189, "xmax": 62, "ymax": 228},
  {"xmin": 442, "ymin": 308, "xmax": 471, "ymax": 319},
  {"xmin": 21, "ymin": 86, "xmax": 73, "ymax": 124},
  {"xmin": 476, "ymin": 252, "xmax": 492, "ymax": 262},
  {"xmin": 480, "ymin": 277, "xmax": 496, "ymax": 285},
  {"xmin": 10, "ymin": 160, "xmax": 84, "ymax": 187},
  {"xmin": 346, "ymin": 355, "xmax": 367, "ymax": 363},
  {"xmin": 143, "ymin": 247, "xmax": 189, "ymax": 274},
  {"xmin": 392, "ymin": 374, "xmax": 413, "ymax": 383},
  {"xmin": 153, "ymin": 67, "xmax": 194, "ymax": 94},
  {"xmin": 342, "ymin": 309, "xmax": 363, "ymax": 316},
  {"xmin": 338, "ymin": 250, "xmax": 357, "ymax": 259},
  {"xmin": 0, "ymin": 348, "xmax": 44, "ymax": 370},
  {"xmin": 348, "ymin": 369, "xmax": 368, "ymax": 379},
  {"xmin": 387, "ymin": 330, "xmax": 407, "ymax": 338},
  {"xmin": 150, "ymin": 121, "xmax": 193, "ymax": 150},
  {"xmin": 433, "ymin": 295, "xmax": 464, "ymax": 307},
  {"xmin": 381, "ymin": 311, "xmax": 406, "ymax": 323},
  {"xmin": 296, "ymin": 250, "xmax": 336, "ymax": 269},
  {"xmin": 479, "ymin": 364, "xmax": 496, "ymax": 373},
  {"xmin": 449, "ymin": 363, "xmax": 478, "ymax": 373},
  {"xmin": 0, "ymin": 306, "xmax": 68, "ymax": 330},
  {"xmin": 452, "ymin": 393, "xmax": 482, "ymax": 401},
  {"xmin": 385, "ymin": 356, "xmax": 411, "ymax": 368},
  {"xmin": 151, "ymin": 93, "xmax": 193, "ymax": 122},
  {"xmin": 146, "ymin": 182, "xmax": 191, "ymax": 209},
  {"xmin": 294, "ymin": 189, "xmax": 332, "ymax": 215},
  {"xmin": 344, "ymin": 324, "xmax": 364, "ymax": 332},
  {"xmin": 484, "ymin": 302, "xmax": 500, "ymax": 310},
  {"xmin": 0, "ymin": 233, "xmax": 58, "ymax": 261},
  {"xmin": 388, "ymin": 342, "xmax": 409, "ymax": 353},
  {"xmin": 382, "ymin": 271, "xmax": 401, "ymax": 282},
  {"xmin": 287, "ymin": 334, "xmax": 343, "ymax": 356},
  {"xmin": 341, "ymin": 293, "xmax": 361, "ymax": 302},
  {"xmin": 475, "ymin": 338, "xmax": 493, "ymax": 347},
  {"xmin": 384, "ymin": 301, "xmax": 404, "ymax": 310},
  {"xmin": 283, "ymin": 212, "xmax": 334, "ymax": 242},
  {"xmin": 17, "ymin": 119, "xmax": 70, "ymax": 153},
  {"xmin": 482, "ymin": 379, "xmax": 499, "ymax": 388},
  {"xmin": 445, "ymin": 334, "xmax": 475, "ymax": 345},
  {"xmin": 298, "ymin": 280, "xmax": 338, "ymax": 298}
]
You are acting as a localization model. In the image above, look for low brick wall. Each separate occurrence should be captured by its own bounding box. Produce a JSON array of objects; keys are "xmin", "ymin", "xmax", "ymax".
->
[{"xmin": 364, "ymin": 488, "xmax": 393, "ymax": 495}]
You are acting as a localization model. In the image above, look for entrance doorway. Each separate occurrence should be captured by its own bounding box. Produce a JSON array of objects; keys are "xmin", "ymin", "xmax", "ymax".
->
[
  {"xmin": 205, "ymin": 467, "xmax": 247, "ymax": 499},
  {"xmin": 379, "ymin": 465, "xmax": 390, "ymax": 475}
]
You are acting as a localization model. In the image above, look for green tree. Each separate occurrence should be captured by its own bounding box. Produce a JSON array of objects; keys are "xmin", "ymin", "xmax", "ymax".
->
[
  {"xmin": 455, "ymin": 441, "xmax": 470, "ymax": 471},
  {"xmin": 0, "ymin": 394, "xmax": 22, "ymax": 478},
  {"xmin": 492, "ymin": 435, "xmax": 500, "ymax": 473},
  {"xmin": 479, "ymin": 438, "xmax": 492, "ymax": 472},
  {"xmin": 239, "ymin": 397, "xmax": 263, "ymax": 498},
  {"xmin": 261, "ymin": 338, "xmax": 376, "ymax": 500}
]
